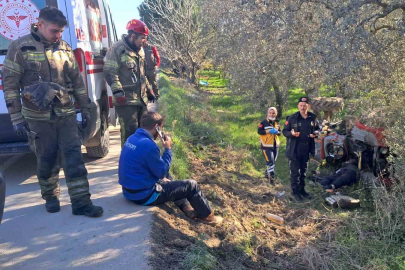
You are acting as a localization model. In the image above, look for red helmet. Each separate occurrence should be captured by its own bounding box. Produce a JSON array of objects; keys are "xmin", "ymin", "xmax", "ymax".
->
[{"xmin": 126, "ymin": 19, "xmax": 149, "ymax": 36}]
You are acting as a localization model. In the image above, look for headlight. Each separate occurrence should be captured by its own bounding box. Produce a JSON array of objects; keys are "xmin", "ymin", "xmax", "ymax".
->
[{"xmin": 380, "ymin": 147, "xmax": 388, "ymax": 155}]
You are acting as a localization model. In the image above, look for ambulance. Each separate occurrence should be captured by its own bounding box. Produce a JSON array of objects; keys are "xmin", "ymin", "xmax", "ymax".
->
[{"xmin": 0, "ymin": 0, "xmax": 118, "ymax": 157}]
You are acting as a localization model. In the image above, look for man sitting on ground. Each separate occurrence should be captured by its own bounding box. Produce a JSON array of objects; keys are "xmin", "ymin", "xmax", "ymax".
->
[{"xmin": 118, "ymin": 112, "xmax": 223, "ymax": 226}]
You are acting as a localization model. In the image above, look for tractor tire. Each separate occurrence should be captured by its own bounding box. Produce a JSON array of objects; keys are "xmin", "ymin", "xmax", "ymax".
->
[{"xmin": 311, "ymin": 97, "xmax": 344, "ymax": 112}]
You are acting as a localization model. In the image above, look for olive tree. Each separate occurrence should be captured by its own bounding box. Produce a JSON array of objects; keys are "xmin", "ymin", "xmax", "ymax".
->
[{"xmin": 140, "ymin": 0, "xmax": 212, "ymax": 83}]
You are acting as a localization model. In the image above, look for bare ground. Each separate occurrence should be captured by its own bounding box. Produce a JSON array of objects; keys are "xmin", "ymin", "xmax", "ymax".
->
[{"xmin": 147, "ymin": 77, "xmax": 344, "ymax": 270}]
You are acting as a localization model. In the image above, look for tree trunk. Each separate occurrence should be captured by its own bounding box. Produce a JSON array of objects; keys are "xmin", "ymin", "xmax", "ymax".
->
[
  {"xmin": 273, "ymin": 83, "xmax": 284, "ymax": 118},
  {"xmin": 191, "ymin": 63, "xmax": 196, "ymax": 84}
]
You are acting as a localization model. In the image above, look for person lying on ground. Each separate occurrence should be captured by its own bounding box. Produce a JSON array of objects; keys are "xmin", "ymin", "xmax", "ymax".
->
[
  {"xmin": 321, "ymin": 159, "xmax": 358, "ymax": 191},
  {"xmin": 118, "ymin": 111, "xmax": 223, "ymax": 226},
  {"xmin": 257, "ymin": 107, "xmax": 281, "ymax": 185}
]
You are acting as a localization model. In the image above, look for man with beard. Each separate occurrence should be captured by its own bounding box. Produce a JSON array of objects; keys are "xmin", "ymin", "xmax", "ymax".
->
[
  {"xmin": 118, "ymin": 112, "xmax": 223, "ymax": 226},
  {"xmin": 104, "ymin": 19, "xmax": 156, "ymax": 146},
  {"xmin": 2, "ymin": 7, "xmax": 103, "ymax": 217}
]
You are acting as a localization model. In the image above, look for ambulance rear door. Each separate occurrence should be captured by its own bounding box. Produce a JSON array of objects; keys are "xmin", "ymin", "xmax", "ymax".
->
[{"xmin": 0, "ymin": 0, "xmax": 48, "ymax": 148}]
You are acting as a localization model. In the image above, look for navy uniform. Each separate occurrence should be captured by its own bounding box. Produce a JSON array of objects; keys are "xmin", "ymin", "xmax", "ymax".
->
[
  {"xmin": 283, "ymin": 97, "xmax": 319, "ymax": 201},
  {"xmin": 258, "ymin": 118, "xmax": 281, "ymax": 183}
]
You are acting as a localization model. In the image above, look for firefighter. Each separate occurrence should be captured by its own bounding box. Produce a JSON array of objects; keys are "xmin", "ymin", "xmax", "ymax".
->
[
  {"xmin": 104, "ymin": 19, "xmax": 155, "ymax": 146},
  {"xmin": 143, "ymin": 38, "xmax": 161, "ymax": 100},
  {"xmin": 2, "ymin": 7, "xmax": 103, "ymax": 217},
  {"xmin": 257, "ymin": 107, "xmax": 281, "ymax": 184},
  {"xmin": 283, "ymin": 97, "xmax": 320, "ymax": 202}
]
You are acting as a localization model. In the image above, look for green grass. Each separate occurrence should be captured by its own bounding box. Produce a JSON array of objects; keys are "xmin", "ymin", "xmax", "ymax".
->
[
  {"xmin": 157, "ymin": 70, "xmax": 404, "ymax": 270},
  {"xmin": 158, "ymin": 76, "xmax": 193, "ymax": 179},
  {"xmin": 182, "ymin": 239, "xmax": 217, "ymax": 270}
]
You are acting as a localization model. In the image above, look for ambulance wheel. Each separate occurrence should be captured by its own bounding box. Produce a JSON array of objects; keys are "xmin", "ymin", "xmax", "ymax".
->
[{"xmin": 86, "ymin": 113, "xmax": 110, "ymax": 158}]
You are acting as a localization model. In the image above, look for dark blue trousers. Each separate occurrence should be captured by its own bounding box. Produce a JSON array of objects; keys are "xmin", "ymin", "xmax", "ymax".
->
[
  {"xmin": 289, "ymin": 143, "xmax": 310, "ymax": 193},
  {"xmin": 262, "ymin": 147, "xmax": 279, "ymax": 177},
  {"xmin": 147, "ymin": 180, "xmax": 212, "ymax": 219}
]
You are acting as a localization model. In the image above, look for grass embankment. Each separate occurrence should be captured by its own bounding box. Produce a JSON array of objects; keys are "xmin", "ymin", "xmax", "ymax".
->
[{"xmin": 149, "ymin": 70, "xmax": 405, "ymax": 270}]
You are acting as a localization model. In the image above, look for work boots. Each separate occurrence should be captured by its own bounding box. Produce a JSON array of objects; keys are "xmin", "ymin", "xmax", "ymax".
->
[
  {"xmin": 72, "ymin": 204, "xmax": 104, "ymax": 218},
  {"xmin": 181, "ymin": 204, "xmax": 197, "ymax": 220},
  {"xmin": 199, "ymin": 212, "xmax": 223, "ymax": 226},
  {"xmin": 300, "ymin": 187, "xmax": 313, "ymax": 199},
  {"xmin": 291, "ymin": 192, "xmax": 304, "ymax": 202},
  {"xmin": 45, "ymin": 198, "xmax": 61, "ymax": 213}
]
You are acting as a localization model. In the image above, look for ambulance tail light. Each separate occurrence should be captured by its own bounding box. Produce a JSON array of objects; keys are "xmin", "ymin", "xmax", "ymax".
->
[
  {"xmin": 73, "ymin": 48, "xmax": 89, "ymax": 96},
  {"xmin": 109, "ymin": 96, "xmax": 113, "ymax": 108}
]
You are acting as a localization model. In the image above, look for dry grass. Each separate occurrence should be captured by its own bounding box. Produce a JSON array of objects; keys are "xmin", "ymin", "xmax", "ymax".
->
[{"xmin": 149, "ymin": 74, "xmax": 405, "ymax": 270}]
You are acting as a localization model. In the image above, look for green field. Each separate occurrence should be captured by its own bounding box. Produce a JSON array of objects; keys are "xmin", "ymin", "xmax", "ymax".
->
[{"xmin": 153, "ymin": 70, "xmax": 405, "ymax": 270}]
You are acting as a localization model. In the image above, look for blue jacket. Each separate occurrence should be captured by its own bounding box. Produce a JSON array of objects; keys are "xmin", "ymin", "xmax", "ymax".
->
[{"xmin": 118, "ymin": 128, "xmax": 172, "ymax": 203}]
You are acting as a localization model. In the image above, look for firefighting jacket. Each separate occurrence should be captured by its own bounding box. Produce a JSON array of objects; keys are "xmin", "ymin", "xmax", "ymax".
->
[
  {"xmin": 104, "ymin": 35, "xmax": 152, "ymax": 106},
  {"xmin": 2, "ymin": 25, "xmax": 89, "ymax": 124},
  {"xmin": 144, "ymin": 45, "xmax": 160, "ymax": 71},
  {"xmin": 257, "ymin": 119, "xmax": 281, "ymax": 148}
]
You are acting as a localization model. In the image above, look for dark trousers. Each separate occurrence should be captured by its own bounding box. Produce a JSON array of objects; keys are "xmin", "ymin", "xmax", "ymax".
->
[
  {"xmin": 289, "ymin": 143, "xmax": 310, "ymax": 193},
  {"xmin": 145, "ymin": 69, "xmax": 159, "ymax": 96},
  {"xmin": 27, "ymin": 114, "xmax": 91, "ymax": 208},
  {"xmin": 115, "ymin": 105, "xmax": 147, "ymax": 146},
  {"xmin": 147, "ymin": 180, "xmax": 212, "ymax": 219},
  {"xmin": 261, "ymin": 147, "xmax": 279, "ymax": 177},
  {"xmin": 321, "ymin": 171, "xmax": 356, "ymax": 189}
]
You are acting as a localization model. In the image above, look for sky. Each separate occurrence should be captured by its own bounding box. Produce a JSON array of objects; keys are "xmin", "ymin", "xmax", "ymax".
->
[{"xmin": 108, "ymin": 0, "xmax": 143, "ymax": 37}]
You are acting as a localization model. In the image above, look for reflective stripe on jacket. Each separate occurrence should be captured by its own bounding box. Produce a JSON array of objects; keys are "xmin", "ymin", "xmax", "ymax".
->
[
  {"xmin": 104, "ymin": 35, "xmax": 151, "ymax": 106},
  {"xmin": 258, "ymin": 119, "xmax": 281, "ymax": 148},
  {"xmin": 2, "ymin": 25, "xmax": 88, "ymax": 122}
]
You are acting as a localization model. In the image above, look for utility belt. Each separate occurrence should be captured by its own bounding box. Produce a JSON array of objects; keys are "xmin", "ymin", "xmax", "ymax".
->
[{"xmin": 123, "ymin": 183, "xmax": 162, "ymax": 194}]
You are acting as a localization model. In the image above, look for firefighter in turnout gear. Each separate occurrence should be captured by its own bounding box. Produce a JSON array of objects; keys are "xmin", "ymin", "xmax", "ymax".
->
[
  {"xmin": 2, "ymin": 7, "xmax": 103, "ymax": 217},
  {"xmin": 104, "ymin": 19, "xmax": 155, "ymax": 146},
  {"xmin": 282, "ymin": 97, "xmax": 320, "ymax": 202},
  {"xmin": 258, "ymin": 107, "xmax": 281, "ymax": 185},
  {"xmin": 143, "ymin": 38, "xmax": 161, "ymax": 99}
]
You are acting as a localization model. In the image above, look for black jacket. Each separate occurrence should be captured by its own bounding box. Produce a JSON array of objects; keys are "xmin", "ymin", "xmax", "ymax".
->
[{"xmin": 282, "ymin": 111, "xmax": 319, "ymax": 160}]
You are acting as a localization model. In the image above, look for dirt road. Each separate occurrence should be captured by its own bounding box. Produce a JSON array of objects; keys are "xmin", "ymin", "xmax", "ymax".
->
[{"xmin": 0, "ymin": 127, "xmax": 152, "ymax": 270}]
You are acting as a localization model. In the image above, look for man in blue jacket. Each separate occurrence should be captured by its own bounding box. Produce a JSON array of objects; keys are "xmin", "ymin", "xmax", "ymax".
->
[
  {"xmin": 118, "ymin": 112, "xmax": 223, "ymax": 226},
  {"xmin": 283, "ymin": 97, "xmax": 320, "ymax": 202}
]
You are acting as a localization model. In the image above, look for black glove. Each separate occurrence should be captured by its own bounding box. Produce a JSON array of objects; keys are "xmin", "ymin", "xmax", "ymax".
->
[
  {"xmin": 148, "ymin": 94, "xmax": 156, "ymax": 103},
  {"xmin": 13, "ymin": 121, "xmax": 30, "ymax": 139},
  {"xmin": 81, "ymin": 108, "xmax": 91, "ymax": 129}
]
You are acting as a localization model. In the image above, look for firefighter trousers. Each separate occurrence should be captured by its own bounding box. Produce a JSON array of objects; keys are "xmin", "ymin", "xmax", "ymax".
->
[
  {"xmin": 27, "ymin": 114, "xmax": 92, "ymax": 208},
  {"xmin": 115, "ymin": 105, "xmax": 147, "ymax": 146},
  {"xmin": 145, "ymin": 69, "xmax": 159, "ymax": 96}
]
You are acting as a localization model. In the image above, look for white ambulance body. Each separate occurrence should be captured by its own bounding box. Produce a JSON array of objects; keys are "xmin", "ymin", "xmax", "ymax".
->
[{"xmin": 0, "ymin": 0, "xmax": 118, "ymax": 157}]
